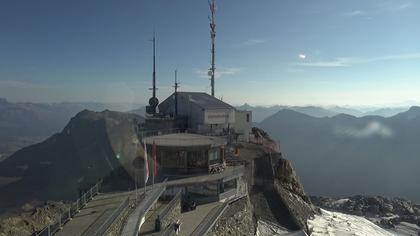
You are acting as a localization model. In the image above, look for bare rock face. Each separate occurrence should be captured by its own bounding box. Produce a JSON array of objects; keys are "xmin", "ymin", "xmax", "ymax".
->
[
  {"xmin": 274, "ymin": 156, "xmax": 311, "ymax": 203},
  {"xmin": 272, "ymin": 153, "xmax": 316, "ymax": 233},
  {"xmin": 248, "ymin": 127, "xmax": 316, "ymax": 233},
  {"xmin": 0, "ymin": 201, "xmax": 68, "ymax": 236},
  {"xmin": 209, "ymin": 197, "xmax": 256, "ymax": 236}
]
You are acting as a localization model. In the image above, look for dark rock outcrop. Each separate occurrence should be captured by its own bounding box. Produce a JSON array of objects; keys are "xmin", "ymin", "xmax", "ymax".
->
[
  {"xmin": 274, "ymin": 156, "xmax": 310, "ymax": 203},
  {"xmin": 248, "ymin": 128, "xmax": 315, "ymax": 233},
  {"xmin": 0, "ymin": 110, "xmax": 144, "ymax": 212},
  {"xmin": 271, "ymin": 153, "xmax": 316, "ymax": 232}
]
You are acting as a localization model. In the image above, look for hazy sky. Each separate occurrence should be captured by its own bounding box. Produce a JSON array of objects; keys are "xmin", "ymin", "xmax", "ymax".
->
[{"xmin": 1, "ymin": 0, "xmax": 420, "ymax": 106}]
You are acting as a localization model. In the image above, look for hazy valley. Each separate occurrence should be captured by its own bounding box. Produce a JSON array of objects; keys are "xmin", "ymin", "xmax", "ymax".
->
[{"xmin": 258, "ymin": 106, "xmax": 420, "ymax": 202}]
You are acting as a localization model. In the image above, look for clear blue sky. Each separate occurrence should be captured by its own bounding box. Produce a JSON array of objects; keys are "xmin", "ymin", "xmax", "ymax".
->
[{"xmin": 1, "ymin": 0, "xmax": 420, "ymax": 106}]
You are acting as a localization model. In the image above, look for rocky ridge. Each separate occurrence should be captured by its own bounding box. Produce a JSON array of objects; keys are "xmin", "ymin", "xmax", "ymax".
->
[
  {"xmin": 311, "ymin": 195, "xmax": 420, "ymax": 231},
  {"xmin": 213, "ymin": 128, "xmax": 315, "ymax": 235},
  {"xmin": 0, "ymin": 110, "xmax": 143, "ymax": 212},
  {"xmin": 0, "ymin": 201, "xmax": 68, "ymax": 236}
]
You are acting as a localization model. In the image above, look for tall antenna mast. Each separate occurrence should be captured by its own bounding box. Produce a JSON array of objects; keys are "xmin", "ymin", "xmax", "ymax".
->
[
  {"xmin": 173, "ymin": 70, "xmax": 180, "ymax": 117},
  {"xmin": 147, "ymin": 32, "xmax": 159, "ymax": 115},
  {"xmin": 209, "ymin": 0, "xmax": 216, "ymax": 97},
  {"xmin": 174, "ymin": 70, "xmax": 180, "ymax": 93},
  {"xmin": 152, "ymin": 32, "xmax": 157, "ymax": 98}
]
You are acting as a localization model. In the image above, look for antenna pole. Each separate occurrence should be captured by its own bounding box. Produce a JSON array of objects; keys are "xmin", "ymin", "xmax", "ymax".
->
[
  {"xmin": 175, "ymin": 70, "xmax": 178, "ymax": 92},
  {"xmin": 152, "ymin": 32, "xmax": 156, "ymax": 98},
  {"xmin": 174, "ymin": 70, "xmax": 180, "ymax": 117},
  {"xmin": 147, "ymin": 32, "xmax": 159, "ymax": 115},
  {"xmin": 209, "ymin": 0, "xmax": 216, "ymax": 96}
]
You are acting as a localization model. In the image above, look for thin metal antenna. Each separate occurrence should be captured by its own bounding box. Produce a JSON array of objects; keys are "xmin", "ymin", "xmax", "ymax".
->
[
  {"xmin": 173, "ymin": 70, "xmax": 180, "ymax": 92},
  {"xmin": 173, "ymin": 70, "xmax": 180, "ymax": 117},
  {"xmin": 208, "ymin": 0, "xmax": 216, "ymax": 97},
  {"xmin": 151, "ymin": 32, "xmax": 157, "ymax": 98},
  {"xmin": 147, "ymin": 32, "xmax": 159, "ymax": 115}
]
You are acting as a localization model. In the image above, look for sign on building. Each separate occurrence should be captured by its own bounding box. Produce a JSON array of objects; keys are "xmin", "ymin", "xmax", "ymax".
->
[{"xmin": 204, "ymin": 110, "xmax": 235, "ymax": 124}]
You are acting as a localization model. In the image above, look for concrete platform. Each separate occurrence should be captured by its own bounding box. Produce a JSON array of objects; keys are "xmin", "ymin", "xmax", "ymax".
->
[
  {"xmin": 178, "ymin": 201, "xmax": 223, "ymax": 236},
  {"xmin": 139, "ymin": 201, "xmax": 167, "ymax": 235},
  {"xmin": 55, "ymin": 191, "xmax": 133, "ymax": 236}
]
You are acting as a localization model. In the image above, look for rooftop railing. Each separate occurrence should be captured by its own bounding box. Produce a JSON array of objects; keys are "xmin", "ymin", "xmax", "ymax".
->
[{"xmin": 139, "ymin": 127, "xmax": 234, "ymax": 140}]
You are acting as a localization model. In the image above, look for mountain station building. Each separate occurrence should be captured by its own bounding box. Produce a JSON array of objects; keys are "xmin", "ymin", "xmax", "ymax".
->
[{"xmin": 158, "ymin": 92, "xmax": 252, "ymax": 142}]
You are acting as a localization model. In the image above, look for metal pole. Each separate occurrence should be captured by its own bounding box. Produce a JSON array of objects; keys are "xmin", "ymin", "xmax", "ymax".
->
[
  {"xmin": 152, "ymin": 141, "xmax": 155, "ymax": 189},
  {"xmin": 135, "ymin": 172, "xmax": 138, "ymax": 201},
  {"xmin": 209, "ymin": 0, "xmax": 216, "ymax": 96},
  {"xmin": 153, "ymin": 32, "xmax": 156, "ymax": 98},
  {"xmin": 144, "ymin": 176, "xmax": 147, "ymax": 196},
  {"xmin": 144, "ymin": 164, "xmax": 147, "ymax": 196},
  {"xmin": 58, "ymin": 216, "xmax": 62, "ymax": 229},
  {"xmin": 174, "ymin": 70, "xmax": 179, "ymax": 117}
]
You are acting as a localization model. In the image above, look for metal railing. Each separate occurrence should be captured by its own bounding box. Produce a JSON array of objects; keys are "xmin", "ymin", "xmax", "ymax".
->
[
  {"xmin": 34, "ymin": 181, "xmax": 101, "ymax": 236},
  {"xmin": 159, "ymin": 190, "xmax": 182, "ymax": 229},
  {"xmin": 190, "ymin": 195, "xmax": 246, "ymax": 236},
  {"xmin": 190, "ymin": 201, "xmax": 230, "ymax": 236},
  {"xmin": 122, "ymin": 179, "xmax": 168, "ymax": 236},
  {"xmin": 88, "ymin": 197, "xmax": 130, "ymax": 236},
  {"xmin": 139, "ymin": 127, "xmax": 232, "ymax": 140},
  {"xmin": 140, "ymin": 128, "xmax": 186, "ymax": 139},
  {"xmin": 218, "ymin": 188, "xmax": 237, "ymax": 201}
]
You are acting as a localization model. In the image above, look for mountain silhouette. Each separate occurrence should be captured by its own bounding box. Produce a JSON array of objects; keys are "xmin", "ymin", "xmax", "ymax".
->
[
  {"xmin": 258, "ymin": 107, "xmax": 420, "ymax": 201},
  {"xmin": 0, "ymin": 110, "xmax": 143, "ymax": 212}
]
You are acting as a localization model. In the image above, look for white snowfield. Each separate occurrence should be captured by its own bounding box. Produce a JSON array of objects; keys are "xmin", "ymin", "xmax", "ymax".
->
[
  {"xmin": 257, "ymin": 208, "xmax": 419, "ymax": 236},
  {"xmin": 308, "ymin": 209, "xmax": 394, "ymax": 236},
  {"xmin": 386, "ymin": 222, "xmax": 420, "ymax": 236},
  {"xmin": 256, "ymin": 220, "xmax": 308, "ymax": 236}
]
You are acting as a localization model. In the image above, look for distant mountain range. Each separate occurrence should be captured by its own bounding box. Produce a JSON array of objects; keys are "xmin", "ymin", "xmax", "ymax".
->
[
  {"xmin": 258, "ymin": 107, "xmax": 420, "ymax": 202},
  {"xmin": 0, "ymin": 98, "xmax": 409, "ymax": 160},
  {"xmin": 237, "ymin": 104, "xmax": 409, "ymax": 122},
  {"xmin": 0, "ymin": 98, "xmax": 143, "ymax": 160}
]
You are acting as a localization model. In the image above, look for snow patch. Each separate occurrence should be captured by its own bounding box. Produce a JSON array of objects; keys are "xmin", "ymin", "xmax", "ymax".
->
[
  {"xmin": 386, "ymin": 222, "xmax": 420, "ymax": 236},
  {"xmin": 256, "ymin": 220, "xmax": 307, "ymax": 236},
  {"xmin": 308, "ymin": 209, "xmax": 394, "ymax": 236},
  {"xmin": 332, "ymin": 198, "xmax": 349, "ymax": 206}
]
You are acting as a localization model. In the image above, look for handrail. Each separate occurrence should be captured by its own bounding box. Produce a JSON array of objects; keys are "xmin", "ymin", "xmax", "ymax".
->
[
  {"xmin": 122, "ymin": 179, "xmax": 168, "ymax": 236},
  {"xmin": 190, "ymin": 201, "xmax": 230, "ymax": 236},
  {"xmin": 139, "ymin": 128, "xmax": 232, "ymax": 140},
  {"xmin": 34, "ymin": 180, "xmax": 102, "ymax": 236},
  {"xmin": 159, "ymin": 190, "xmax": 182, "ymax": 224},
  {"xmin": 89, "ymin": 197, "xmax": 130, "ymax": 236},
  {"xmin": 190, "ymin": 195, "xmax": 246, "ymax": 236}
]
